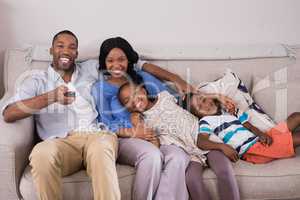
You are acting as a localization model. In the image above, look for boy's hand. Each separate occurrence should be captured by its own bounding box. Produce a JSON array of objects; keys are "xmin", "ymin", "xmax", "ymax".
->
[
  {"xmin": 218, "ymin": 94, "xmax": 236, "ymax": 114},
  {"xmin": 258, "ymin": 133, "xmax": 273, "ymax": 146},
  {"xmin": 220, "ymin": 143, "xmax": 239, "ymax": 162}
]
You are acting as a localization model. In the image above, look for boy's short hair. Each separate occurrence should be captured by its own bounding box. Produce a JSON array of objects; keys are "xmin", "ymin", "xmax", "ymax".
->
[{"xmin": 52, "ymin": 30, "xmax": 78, "ymax": 47}]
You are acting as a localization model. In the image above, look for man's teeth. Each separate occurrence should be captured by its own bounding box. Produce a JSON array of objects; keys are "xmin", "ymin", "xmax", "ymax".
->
[{"xmin": 60, "ymin": 58, "xmax": 70, "ymax": 63}]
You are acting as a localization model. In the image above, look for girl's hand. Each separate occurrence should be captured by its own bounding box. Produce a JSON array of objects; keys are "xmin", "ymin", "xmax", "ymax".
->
[
  {"xmin": 258, "ymin": 133, "xmax": 273, "ymax": 146},
  {"xmin": 220, "ymin": 143, "xmax": 239, "ymax": 162},
  {"xmin": 133, "ymin": 126, "xmax": 157, "ymax": 141}
]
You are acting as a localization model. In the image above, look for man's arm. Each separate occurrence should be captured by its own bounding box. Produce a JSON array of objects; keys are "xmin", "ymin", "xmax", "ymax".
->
[
  {"xmin": 3, "ymin": 85, "xmax": 74, "ymax": 123},
  {"xmin": 142, "ymin": 63, "xmax": 196, "ymax": 94}
]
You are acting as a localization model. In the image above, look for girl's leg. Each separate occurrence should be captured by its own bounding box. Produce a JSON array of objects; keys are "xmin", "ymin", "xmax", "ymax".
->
[
  {"xmin": 186, "ymin": 161, "xmax": 212, "ymax": 200},
  {"xmin": 117, "ymin": 138, "xmax": 162, "ymax": 200},
  {"xmin": 155, "ymin": 145, "xmax": 190, "ymax": 200},
  {"xmin": 207, "ymin": 150, "xmax": 240, "ymax": 200}
]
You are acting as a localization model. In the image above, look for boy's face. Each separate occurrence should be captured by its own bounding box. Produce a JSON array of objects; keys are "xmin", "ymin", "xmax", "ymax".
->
[
  {"xmin": 119, "ymin": 84, "xmax": 149, "ymax": 112},
  {"xmin": 190, "ymin": 94, "xmax": 219, "ymax": 117}
]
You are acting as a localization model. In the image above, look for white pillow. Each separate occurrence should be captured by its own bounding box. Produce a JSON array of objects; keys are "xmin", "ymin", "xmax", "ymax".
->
[
  {"xmin": 252, "ymin": 76, "xmax": 300, "ymax": 123},
  {"xmin": 197, "ymin": 69, "xmax": 275, "ymax": 132}
]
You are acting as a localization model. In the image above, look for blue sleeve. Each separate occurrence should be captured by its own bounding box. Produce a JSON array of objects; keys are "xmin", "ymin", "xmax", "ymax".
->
[
  {"xmin": 138, "ymin": 71, "xmax": 177, "ymax": 97},
  {"xmin": 238, "ymin": 112, "xmax": 249, "ymax": 124},
  {"xmin": 91, "ymin": 81, "xmax": 133, "ymax": 133},
  {"xmin": 198, "ymin": 119, "xmax": 213, "ymax": 134}
]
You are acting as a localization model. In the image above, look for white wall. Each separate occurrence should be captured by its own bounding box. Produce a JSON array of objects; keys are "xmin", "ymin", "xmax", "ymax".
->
[{"xmin": 1, "ymin": 0, "xmax": 300, "ymax": 98}]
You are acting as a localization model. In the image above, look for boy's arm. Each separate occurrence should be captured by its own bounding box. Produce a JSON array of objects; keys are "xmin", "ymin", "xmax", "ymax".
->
[
  {"xmin": 243, "ymin": 122, "xmax": 273, "ymax": 146},
  {"xmin": 197, "ymin": 133, "xmax": 239, "ymax": 162}
]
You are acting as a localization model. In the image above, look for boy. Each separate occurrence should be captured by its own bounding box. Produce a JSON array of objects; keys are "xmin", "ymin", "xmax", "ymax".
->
[{"xmin": 183, "ymin": 92, "xmax": 300, "ymax": 164}]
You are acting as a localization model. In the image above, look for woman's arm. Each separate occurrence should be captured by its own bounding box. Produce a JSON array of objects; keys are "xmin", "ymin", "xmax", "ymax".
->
[
  {"xmin": 197, "ymin": 133, "xmax": 239, "ymax": 162},
  {"xmin": 142, "ymin": 63, "xmax": 196, "ymax": 95}
]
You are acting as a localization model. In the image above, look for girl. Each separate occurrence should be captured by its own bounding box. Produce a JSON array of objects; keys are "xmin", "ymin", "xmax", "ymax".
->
[{"xmin": 118, "ymin": 83, "xmax": 240, "ymax": 200}]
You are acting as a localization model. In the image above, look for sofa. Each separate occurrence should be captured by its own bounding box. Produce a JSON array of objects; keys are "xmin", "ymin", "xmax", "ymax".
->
[{"xmin": 1, "ymin": 45, "xmax": 300, "ymax": 200}]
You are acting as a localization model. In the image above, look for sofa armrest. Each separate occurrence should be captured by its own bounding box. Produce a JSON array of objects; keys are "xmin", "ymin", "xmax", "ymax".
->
[{"xmin": 0, "ymin": 93, "xmax": 35, "ymax": 200}]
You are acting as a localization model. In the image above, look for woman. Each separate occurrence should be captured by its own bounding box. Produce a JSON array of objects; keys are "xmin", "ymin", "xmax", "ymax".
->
[{"xmin": 91, "ymin": 37, "xmax": 239, "ymax": 200}]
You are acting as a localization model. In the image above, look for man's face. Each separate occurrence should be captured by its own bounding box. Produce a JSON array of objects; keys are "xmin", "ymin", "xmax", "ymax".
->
[{"xmin": 50, "ymin": 33, "xmax": 78, "ymax": 71}]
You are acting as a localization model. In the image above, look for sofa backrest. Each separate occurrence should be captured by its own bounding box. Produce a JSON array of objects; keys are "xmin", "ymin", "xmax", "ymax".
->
[{"xmin": 3, "ymin": 47, "xmax": 300, "ymax": 122}]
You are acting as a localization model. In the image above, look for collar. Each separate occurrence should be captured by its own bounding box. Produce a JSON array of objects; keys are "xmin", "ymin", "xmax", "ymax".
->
[{"xmin": 47, "ymin": 64, "xmax": 80, "ymax": 83}]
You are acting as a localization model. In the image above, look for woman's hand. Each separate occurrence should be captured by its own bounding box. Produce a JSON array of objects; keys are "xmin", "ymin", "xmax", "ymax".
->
[{"xmin": 173, "ymin": 76, "xmax": 197, "ymax": 96}]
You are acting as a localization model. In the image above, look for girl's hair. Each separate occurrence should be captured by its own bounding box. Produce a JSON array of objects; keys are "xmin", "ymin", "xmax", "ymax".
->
[
  {"xmin": 182, "ymin": 92, "xmax": 196, "ymax": 114},
  {"xmin": 118, "ymin": 82, "xmax": 155, "ymax": 107},
  {"xmin": 98, "ymin": 37, "xmax": 143, "ymax": 84}
]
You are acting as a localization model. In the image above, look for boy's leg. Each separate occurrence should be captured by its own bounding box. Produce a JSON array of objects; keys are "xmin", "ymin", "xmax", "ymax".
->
[
  {"xmin": 186, "ymin": 161, "xmax": 212, "ymax": 200},
  {"xmin": 285, "ymin": 112, "xmax": 300, "ymax": 147},
  {"xmin": 207, "ymin": 150, "xmax": 240, "ymax": 200},
  {"xmin": 117, "ymin": 138, "xmax": 162, "ymax": 200},
  {"xmin": 29, "ymin": 135, "xmax": 85, "ymax": 200},
  {"xmin": 286, "ymin": 112, "xmax": 300, "ymax": 132},
  {"xmin": 155, "ymin": 144, "xmax": 190, "ymax": 200},
  {"xmin": 84, "ymin": 132, "xmax": 120, "ymax": 200}
]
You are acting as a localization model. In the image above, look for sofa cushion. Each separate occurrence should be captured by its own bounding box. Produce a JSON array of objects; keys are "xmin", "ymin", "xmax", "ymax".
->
[
  {"xmin": 19, "ymin": 164, "xmax": 135, "ymax": 200},
  {"xmin": 19, "ymin": 148, "xmax": 300, "ymax": 200}
]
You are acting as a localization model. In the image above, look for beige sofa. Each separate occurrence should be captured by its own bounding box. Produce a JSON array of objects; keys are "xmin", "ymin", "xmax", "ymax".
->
[{"xmin": 1, "ymin": 46, "xmax": 300, "ymax": 200}]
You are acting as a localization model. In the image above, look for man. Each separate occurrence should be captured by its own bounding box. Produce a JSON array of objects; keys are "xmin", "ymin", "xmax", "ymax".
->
[{"xmin": 2, "ymin": 30, "xmax": 120, "ymax": 200}]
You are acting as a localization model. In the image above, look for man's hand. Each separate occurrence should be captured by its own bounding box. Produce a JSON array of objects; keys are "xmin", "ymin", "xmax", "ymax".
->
[
  {"xmin": 220, "ymin": 143, "xmax": 239, "ymax": 162},
  {"xmin": 258, "ymin": 133, "xmax": 273, "ymax": 146},
  {"xmin": 53, "ymin": 85, "xmax": 75, "ymax": 105}
]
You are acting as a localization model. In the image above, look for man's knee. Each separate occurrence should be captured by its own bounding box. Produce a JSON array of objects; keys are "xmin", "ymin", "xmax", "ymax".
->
[
  {"xmin": 29, "ymin": 140, "xmax": 61, "ymax": 171},
  {"xmin": 87, "ymin": 134, "xmax": 118, "ymax": 159}
]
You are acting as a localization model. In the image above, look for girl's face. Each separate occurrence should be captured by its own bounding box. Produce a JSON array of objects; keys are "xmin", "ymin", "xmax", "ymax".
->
[
  {"xmin": 119, "ymin": 85, "xmax": 149, "ymax": 112},
  {"xmin": 190, "ymin": 94, "xmax": 219, "ymax": 117},
  {"xmin": 105, "ymin": 48, "xmax": 128, "ymax": 78}
]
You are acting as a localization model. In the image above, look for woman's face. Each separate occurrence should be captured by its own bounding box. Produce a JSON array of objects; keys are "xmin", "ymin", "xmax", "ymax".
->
[
  {"xmin": 190, "ymin": 94, "xmax": 219, "ymax": 117},
  {"xmin": 105, "ymin": 48, "xmax": 129, "ymax": 78}
]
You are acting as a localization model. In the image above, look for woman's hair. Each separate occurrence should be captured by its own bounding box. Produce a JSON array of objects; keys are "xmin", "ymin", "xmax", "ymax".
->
[{"xmin": 98, "ymin": 37, "xmax": 143, "ymax": 84}]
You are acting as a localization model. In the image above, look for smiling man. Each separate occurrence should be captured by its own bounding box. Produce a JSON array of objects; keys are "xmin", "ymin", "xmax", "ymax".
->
[{"xmin": 2, "ymin": 30, "xmax": 120, "ymax": 200}]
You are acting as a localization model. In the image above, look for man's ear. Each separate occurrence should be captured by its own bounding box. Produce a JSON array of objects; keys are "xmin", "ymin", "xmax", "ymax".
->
[
  {"xmin": 75, "ymin": 50, "xmax": 78, "ymax": 59},
  {"xmin": 50, "ymin": 47, "xmax": 53, "ymax": 55}
]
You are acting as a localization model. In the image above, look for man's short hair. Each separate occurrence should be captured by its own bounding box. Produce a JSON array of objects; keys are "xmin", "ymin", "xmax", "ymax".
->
[{"xmin": 52, "ymin": 30, "xmax": 78, "ymax": 46}]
